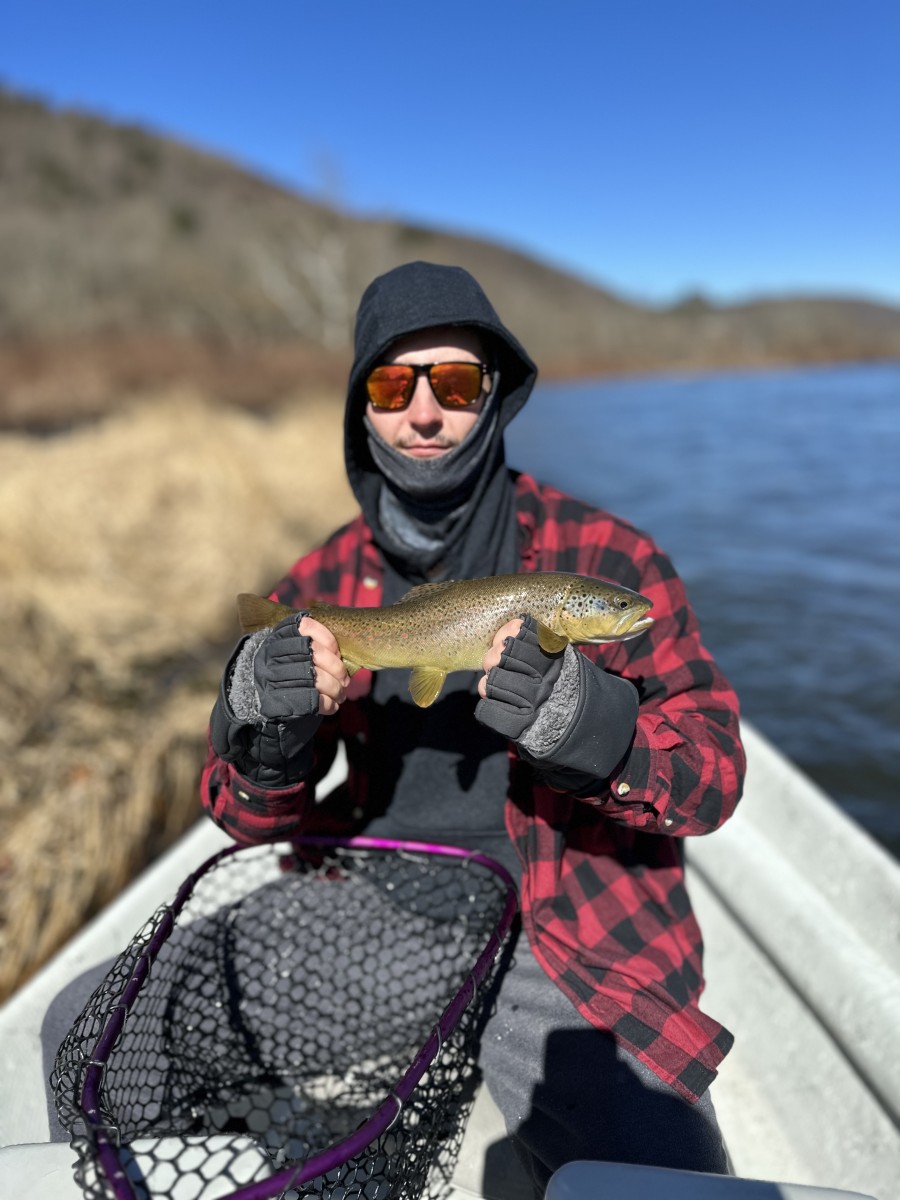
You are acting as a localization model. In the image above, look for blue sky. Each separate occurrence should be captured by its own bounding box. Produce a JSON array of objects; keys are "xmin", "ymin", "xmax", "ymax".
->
[{"xmin": 3, "ymin": 0, "xmax": 898, "ymax": 306}]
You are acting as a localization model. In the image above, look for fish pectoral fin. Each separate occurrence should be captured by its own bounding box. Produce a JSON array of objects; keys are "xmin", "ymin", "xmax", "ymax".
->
[
  {"xmin": 236, "ymin": 593, "xmax": 297, "ymax": 633},
  {"xmin": 408, "ymin": 667, "xmax": 447, "ymax": 708},
  {"xmin": 534, "ymin": 620, "xmax": 568, "ymax": 655}
]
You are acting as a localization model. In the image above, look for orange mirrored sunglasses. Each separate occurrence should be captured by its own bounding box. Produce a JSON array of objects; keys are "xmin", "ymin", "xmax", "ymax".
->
[{"xmin": 365, "ymin": 361, "xmax": 489, "ymax": 411}]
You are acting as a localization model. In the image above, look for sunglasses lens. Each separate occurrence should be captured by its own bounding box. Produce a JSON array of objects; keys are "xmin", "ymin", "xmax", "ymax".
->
[
  {"xmin": 429, "ymin": 362, "xmax": 484, "ymax": 407},
  {"xmin": 366, "ymin": 362, "xmax": 485, "ymax": 409},
  {"xmin": 366, "ymin": 365, "xmax": 415, "ymax": 410}
]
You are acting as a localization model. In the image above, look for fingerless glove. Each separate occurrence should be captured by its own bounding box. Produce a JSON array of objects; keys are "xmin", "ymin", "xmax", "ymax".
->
[
  {"xmin": 519, "ymin": 648, "xmax": 639, "ymax": 789},
  {"xmin": 474, "ymin": 614, "xmax": 564, "ymax": 740},
  {"xmin": 209, "ymin": 615, "xmax": 322, "ymax": 788},
  {"xmin": 475, "ymin": 614, "xmax": 639, "ymax": 790}
]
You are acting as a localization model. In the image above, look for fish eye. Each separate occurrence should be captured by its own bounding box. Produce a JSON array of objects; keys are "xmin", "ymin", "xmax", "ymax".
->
[{"xmin": 617, "ymin": 598, "xmax": 630, "ymax": 610}]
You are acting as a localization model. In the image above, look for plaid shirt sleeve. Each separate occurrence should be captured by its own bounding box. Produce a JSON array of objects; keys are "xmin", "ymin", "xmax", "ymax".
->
[
  {"xmin": 199, "ymin": 518, "xmax": 379, "ymax": 844},
  {"xmin": 515, "ymin": 474, "xmax": 745, "ymax": 836}
]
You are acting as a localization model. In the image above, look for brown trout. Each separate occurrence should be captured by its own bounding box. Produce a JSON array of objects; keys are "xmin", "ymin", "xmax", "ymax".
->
[{"xmin": 237, "ymin": 572, "xmax": 653, "ymax": 708}]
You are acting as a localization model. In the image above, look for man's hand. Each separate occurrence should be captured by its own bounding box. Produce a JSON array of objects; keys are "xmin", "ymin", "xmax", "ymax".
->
[
  {"xmin": 211, "ymin": 612, "xmax": 348, "ymax": 787},
  {"xmin": 475, "ymin": 615, "xmax": 565, "ymax": 741},
  {"xmin": 297, "ymin": 615, "xmax": 350, "ymax": 716},
  {"xmin": 251, "ymin": 613, "xmax": 348, "ymax": 723}
]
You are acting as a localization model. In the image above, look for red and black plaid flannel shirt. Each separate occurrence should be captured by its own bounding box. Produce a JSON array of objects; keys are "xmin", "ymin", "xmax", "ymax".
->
[{"xmin": 201, "ymin": 472, "xmax": 745, "ymax": 1103}]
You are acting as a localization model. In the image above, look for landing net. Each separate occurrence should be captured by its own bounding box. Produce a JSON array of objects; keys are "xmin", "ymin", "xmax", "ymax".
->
[{"xmin": 52, "ymin": 837, "xmax": 518, "ymax": 1200}]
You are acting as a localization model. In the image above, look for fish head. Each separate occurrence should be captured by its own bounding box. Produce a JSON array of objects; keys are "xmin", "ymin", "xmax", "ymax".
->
[{"xmin": 557, "ymin": 578, "xmax": 654, "ymax": 644}]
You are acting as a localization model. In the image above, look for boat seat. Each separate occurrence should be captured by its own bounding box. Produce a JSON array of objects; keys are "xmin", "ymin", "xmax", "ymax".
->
[
  {"xmin": 544, "ymin": 1160, "xmax": 878, "ymax": 1200},
  {"xmin": 6, "ymin": 1142, "xmax": 877, "ymax": 1200}
]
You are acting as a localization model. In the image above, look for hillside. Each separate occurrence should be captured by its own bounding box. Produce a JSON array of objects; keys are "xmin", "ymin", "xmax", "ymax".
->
[
  {"xmin": 2, "ymin": 86, "xmax": 899, "ymax": 429},
  {"xmin": 1, "ymin": 85, "xmax": 898, "ymax": 1001}
]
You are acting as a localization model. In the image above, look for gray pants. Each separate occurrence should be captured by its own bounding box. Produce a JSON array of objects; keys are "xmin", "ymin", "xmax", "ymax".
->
[{"xmin": 476, "ymin": 923, "xmax": 729, "ymax": 1194}]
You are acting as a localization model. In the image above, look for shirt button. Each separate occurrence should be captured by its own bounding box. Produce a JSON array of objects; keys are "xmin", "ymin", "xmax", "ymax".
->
[
  {"xmin": 663, "ymin": 817, "xmax": 674, "ymax": 827},
  {"xmin": 616, "ymin": 782, "xmax": 631, "ymax": 797},
  {"xmin": 363, "ymin": 576, "xmax": 378, "ymax": 590},
  {"xmin": 237, "ymin": 790, "xmax": 249, "ymax": 801}
]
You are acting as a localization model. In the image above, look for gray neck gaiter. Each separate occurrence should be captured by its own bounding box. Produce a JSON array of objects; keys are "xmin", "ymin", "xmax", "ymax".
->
[{"xmin": 363, "ymin": 375, "xmax": 502, "ymax": 559}]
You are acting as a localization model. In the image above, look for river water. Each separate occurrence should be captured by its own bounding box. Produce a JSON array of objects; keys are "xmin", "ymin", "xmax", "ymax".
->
[{"xmin": 505, "ymin": 361, "xmax": 900, "ymax": 860}]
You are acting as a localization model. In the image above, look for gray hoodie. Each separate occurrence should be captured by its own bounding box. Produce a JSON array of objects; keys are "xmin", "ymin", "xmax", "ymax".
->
[{"xmin": 344, "ymin": 260, "xmax": 537, "ymax": 585}]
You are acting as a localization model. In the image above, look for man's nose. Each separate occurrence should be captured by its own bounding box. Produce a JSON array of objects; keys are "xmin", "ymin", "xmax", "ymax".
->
[{"xmin": 405, "ymin": 376, "xmax": 443, "ymax": 421}]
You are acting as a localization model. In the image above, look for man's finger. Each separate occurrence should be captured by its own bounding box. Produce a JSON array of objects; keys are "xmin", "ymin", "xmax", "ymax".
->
[
  {"xmin": 299, "ymin": 614, "xmax": 341, "ymax": 654},
  {"xmin": 309, "ymin": 645, "xmax": 350, "ymax": 689},
  {"xmin": 482, "ymin": 618, "xmax": 524, "ymax": 674}
]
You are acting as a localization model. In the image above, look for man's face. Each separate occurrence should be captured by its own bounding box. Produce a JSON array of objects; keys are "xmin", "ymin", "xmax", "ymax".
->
[{"xmin": 366, "ymin": 327, "xmax": 492, "ymax": 460}]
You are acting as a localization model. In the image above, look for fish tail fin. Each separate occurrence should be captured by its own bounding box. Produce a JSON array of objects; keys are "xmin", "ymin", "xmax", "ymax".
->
[{"xmin": 236, "ymin": 593, "xmax": 298, "ymax": 633}]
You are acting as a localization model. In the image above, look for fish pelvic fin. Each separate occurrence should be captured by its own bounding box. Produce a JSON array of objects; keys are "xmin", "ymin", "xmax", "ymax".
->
[
  {"xmin": 409, "ymin": 666, "xmax": 447, "ymax": 708},
  {"xmin": 236, "ymin": 593, "xmax": 298, "ymax": 633},
  {"xmin": 534, "ymin": 620, "xmax": 568, "ymax": 654}
]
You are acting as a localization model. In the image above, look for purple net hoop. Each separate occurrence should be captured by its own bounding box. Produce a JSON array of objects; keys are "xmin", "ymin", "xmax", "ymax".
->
[{"xmin": 53, "ymin": 837, "xmax": 518, "ymax": 1200}]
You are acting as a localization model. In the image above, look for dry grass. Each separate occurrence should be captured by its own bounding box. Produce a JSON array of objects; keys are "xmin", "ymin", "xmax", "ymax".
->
[{"xmin": 0, "ymin": 387, "xmax": 355, "ymax": 1000}]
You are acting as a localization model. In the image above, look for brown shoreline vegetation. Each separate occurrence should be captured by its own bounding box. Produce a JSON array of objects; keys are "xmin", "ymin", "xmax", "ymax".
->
[{"xmin": 0, "ymin": 384, "xmax": 354, "ymax": 1000}]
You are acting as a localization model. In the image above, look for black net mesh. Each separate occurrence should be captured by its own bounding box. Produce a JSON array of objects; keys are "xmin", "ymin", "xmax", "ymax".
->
[{"xmin": 52, "ymin": 839, "xmax": 517, "ymax": 1200}]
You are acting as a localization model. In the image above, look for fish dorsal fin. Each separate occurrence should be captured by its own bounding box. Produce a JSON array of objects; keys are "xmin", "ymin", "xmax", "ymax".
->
[
  {"xmin": 395, "ymin": 580, "xmax": 458, "ymax": 604},
  {"xmin": 535, "ymin": 619, "xmax": 568, "ymax": 655},
  {"xmin": 409, "ymin": 667, "xmax": 447, "ymax": 708}
]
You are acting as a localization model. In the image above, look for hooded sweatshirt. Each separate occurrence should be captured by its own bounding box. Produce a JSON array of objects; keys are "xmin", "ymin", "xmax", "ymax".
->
[
  {"xmin": 345, "ymin": 260, "xmax": 537, "ymax": 586},
  {"xmin": 343, "ymin": 262, "xmax": 537, "ymax": 863}
]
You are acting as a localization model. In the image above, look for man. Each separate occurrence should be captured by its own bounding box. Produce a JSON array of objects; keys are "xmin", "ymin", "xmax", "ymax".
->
[{"xmin": 203, "ymin": 261, "xmax": 745, "ymax": 1189}]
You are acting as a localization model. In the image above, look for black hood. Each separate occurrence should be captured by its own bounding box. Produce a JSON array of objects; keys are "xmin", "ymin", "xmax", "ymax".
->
[{"xmin": 344, "ymin": 261, "xmax": 537, "ymax": 519}]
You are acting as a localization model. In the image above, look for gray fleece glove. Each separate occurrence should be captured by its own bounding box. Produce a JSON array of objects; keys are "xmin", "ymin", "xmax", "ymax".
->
[
  {"xmin": 519, "ymin": 647, "xmax": 639, "ymax": 789},
  {"xmin": 245, "ymin": 614, "xmax": 321, "ymax": 723},
  {"xmin": 474, "ymin": 614, "xmax": 565, "ymax": 740},
  {"xmin": 209, "ymin": 614, "xmax": 322, "ymax": 788},
  {"xmin": 475, "ymin": 614, "xmax": 639, "ymax": 789}
]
